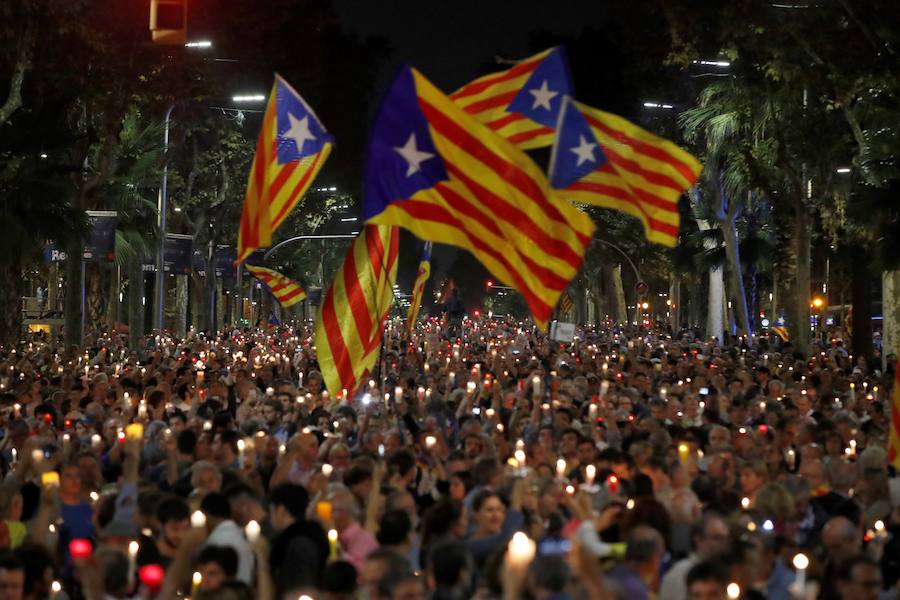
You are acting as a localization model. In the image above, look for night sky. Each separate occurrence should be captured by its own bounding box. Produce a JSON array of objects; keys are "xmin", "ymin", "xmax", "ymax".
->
[{"xmin": 332, "ymin": 0, "xmax": 610, "ymax": 90}]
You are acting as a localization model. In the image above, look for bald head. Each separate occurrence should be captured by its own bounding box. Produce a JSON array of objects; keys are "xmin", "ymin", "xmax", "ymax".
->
[{"xmin": 822, "ymin": 516, "xmax": 861, "ymax": 561}]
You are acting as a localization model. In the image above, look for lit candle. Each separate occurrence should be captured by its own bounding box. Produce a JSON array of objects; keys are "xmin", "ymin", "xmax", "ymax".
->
[
  {"xmin": 244, "ymin": 520, "xmax": 260, "ymax": 543},
  {"xmin": 556, "ymin": 458, "xmax": 567, "ymax": 479},
  {"xmin": 10, "ymin": 449, "xmax": 16, "ymax": 465},
  {"xmin": 425, "ymin": 436, "xmax": 437, "ymax": 449},
  {"xmin": 792, "ymin": 553, "xmax": 808, "ymax": 596},
  {"xmin": 50, "ymin": 581, "xmax": 61, "ymax": 600},
  {"xmin": 850, "ymin": 382, "xmax": 856, "ymax": 402},
  {"xmin": 514, "ymin": 449, "xmax": 526, "ymax": 469},
  {"xmin": 726, "ymin": 582, "xmax": 740, "ymax": 599},
  {"xmin": 125, "ymin": 423, "xmax": 143, "ymax": 440},
  {"xmin": 191, "ymin": 510, "xmax": 206, "ymax": 529},
  {"xmin": 395, "ymin": 386, "xmax": 404, "ymax": 401},
  {"xmin": 128, "ymin": 540, "xmax": 139, "ymax": 587},
  {"xmin": 316, "ymin": 501, "xmax": 333, "ymax": 523},
  {"xmin": 678, "ymin": 443, "xmax": 690, "ymax": 464},
  {"xmin": 237, "ymin": 439, "xmax": 246, "ymax": 468},
  {"xmin": 532, "ymin": 375, "xmax": 541, "ymax": 397},
  {"xmin": 91, "ymin": 434, "xmax": 102, "ymax": 449},
  {"xmin": 507, "ymin": 532, "xmax": 536, "ymax": 569},
  {"xmin": 585, "ymin": 464, "xmax": 596, "ymax": 486},
  {"xmin": 741, "ymin": 497, "xmax": 751, "ymax": 510},
  {"xmin": 321, "ymin": 463, "xmax": 334, "ymax": 478},
  {"xmin": 191, "ymin": 572, "xmax": 202, "ymax": 598},
  {"xmin": 328, "ymin": 529, "xmax": 340, "ymax": 561},
  {"xmin": 607, "ymin": 474, "xmax": 619, "ymax": 494},
  {"xmin": 786, "ymin": 449, "xmax": 796, "ymax": 469}
]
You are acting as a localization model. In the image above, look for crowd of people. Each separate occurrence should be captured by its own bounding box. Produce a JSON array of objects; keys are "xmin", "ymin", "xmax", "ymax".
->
[{"xmin": 0, "ymin": 315, "xmax": 896, "ymax": 600}]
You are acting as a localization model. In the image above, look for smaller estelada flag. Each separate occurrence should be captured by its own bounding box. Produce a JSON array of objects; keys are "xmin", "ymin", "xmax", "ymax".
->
[
  {"xmin": 451, "ymin": 47, "xmax": 572, "ymax": 150},
  {"xmin": 559, "ymin": 292, "xmax": 574, "ymax": 316},
  {"xmin": 236, "ymin": 74, "xmax": 333, "ymax": 264},
  {"xmin": 244, "ymin": 264, "xmax": 306, "ymax": 308},
  {"xmin": 888, "ymin": 350, "xmax": 900, "ymax": 470}
]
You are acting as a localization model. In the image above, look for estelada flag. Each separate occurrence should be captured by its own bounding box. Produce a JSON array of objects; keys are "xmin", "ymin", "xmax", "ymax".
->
[
  {"xmin": 549, "ymin": 97, "xmax": 702, "ymax": 247},
  {"xmin": 888, "ymin": 356, "xmax": 900, "ymax": 470},
  {"xmin": 406, "ymin": 242, "xmax": 432, "ymax": 333},
  {"xmin": 451, "ymin": 47, "xmax": 572, "ymax": 150},
  {"xmin": 236, "ymin": 74, "xmax": 333, "ymax": 264},
  {"xmin": 314, "ymin": 225, "xmax": 399, "ymax": 395},
  {"xmin": 244, "ymin": 264, "xmax": 306, "ymax": 308},
  {"xmin": 362, "ymin": 66, "xmax": 595, "ymax": 331}
]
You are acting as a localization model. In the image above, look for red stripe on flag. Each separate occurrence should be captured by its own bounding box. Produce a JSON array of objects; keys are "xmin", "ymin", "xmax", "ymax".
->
[
  {"xmin": 272, "ymin": 151, "xmax": 325, "ymax": 226},
  {"xmin": 450, "ymin": 56, "xmax": 541, "ymax": 101},
  {"xmin": 419, "ymin": 97, "xmax": 591, "ymax": 248},
  {"xmin": 600, "ymin": 146, "xmax": 689, "ymax": 194},
  {"xmin": 445, "ymin": 163, "xmax": 586, "ymax": 272},
  {"xmin": 507, "ymin": 126, "xmax": 554, "ymax": 145},
  {"xmin": 566, "ymin": 180, "xmax": 680, "ymax": 238},
  {"xmin": 397, "ymin": 196, "xmax": 553, "ymax": 323},
  {"xmin": 459, "ymin": 90, "xmax": 519, "ymax": 115},
  {"xmin": 341, "ymin": 244, "xmax": 376, "ymax": 353},
  {"xmin": 436, "ymin": 180, "xmax": 574, "ymax": 291},
  {"xmin": 320, "ymin": 292, "xmax": 356, "ymax": 389},
  {"xmin": 584, "ymin": 113, "xmax": 700, "ymax": 185},
  {"xmin": 486, "ymin": 112, "xmax": 525, "ymax": 131},
  {"xmin": 278, "ymin": 287, "xmax": 305, "ymax": 303}
]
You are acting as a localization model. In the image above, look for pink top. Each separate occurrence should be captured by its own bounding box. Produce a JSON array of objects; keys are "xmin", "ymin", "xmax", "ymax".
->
[{"xmin": 339, "ymin": 521, "xmax": 379, "ymax": 572}]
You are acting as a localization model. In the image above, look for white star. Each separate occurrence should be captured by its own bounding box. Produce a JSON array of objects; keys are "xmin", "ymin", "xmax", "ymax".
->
[
  {"xmin": 283, "ymin": 113, "xmax": 316, "ymax": 153},
  {"xmin": 570, "ymin": 135, "xmax": 597, "ymax": 167},
  {"xmin": 394, "ymin": 133, "xmax": 435, "ymax": 177},
  {"xmin": 529, "ymin": 80, "xmax": 558, "ymax": 111}
]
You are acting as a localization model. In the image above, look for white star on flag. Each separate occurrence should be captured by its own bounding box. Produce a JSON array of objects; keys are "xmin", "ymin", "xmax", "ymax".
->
[
  {"xmin": 394, "ymin": 133, "xmax": 435, "ymax": 177},
  {"xmin": 283, "ymin": 113, "xmax": 316, "ymax": 154},
  {"xmin": 570, "ymin": 135, "xmax": 597, "ymax": 167},
  {"xmin": 529, "ymin": 80, "xmax": 558, "ymax": 111}
]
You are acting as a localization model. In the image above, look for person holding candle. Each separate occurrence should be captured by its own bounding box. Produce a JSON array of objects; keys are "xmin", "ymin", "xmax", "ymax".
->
[{"xmin": 465, "ymin": 483, "xmax": 526, "ymax": 569}]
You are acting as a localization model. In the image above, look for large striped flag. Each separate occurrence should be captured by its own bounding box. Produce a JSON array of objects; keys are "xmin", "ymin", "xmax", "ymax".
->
[
  {"xmin": 889, "ymin": 356, "xmax": 900, "ymax": 470},
  {"xmin": 363, "ymin": 66, "xmax": 595, "ymax": 331},
  {"xmin": 406, "ymin": 242, "xmax": 432, "ymax": 333},
  {"xmin": 451, "ymin": 48, "xmax": 572, "ymax": 150},
  {"xmin": 549, "ymin": 97, "xmax": 702, "ymax": 247},
  {"xmin": 236, "ymin": 74, "xmax": 333, "ymax": 264},
  {"xmin": 244, "ymin": 264, "xmax": 306, "ymax": 308},
  {"xmin": 314, "ymin": 225, "xmax": 399, "ymax": 395}
]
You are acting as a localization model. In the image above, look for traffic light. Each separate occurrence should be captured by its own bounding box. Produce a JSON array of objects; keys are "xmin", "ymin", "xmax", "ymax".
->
[
  {"xmin": 150, "ymin": 0, "xmax": 187, "ymax": 45},
  {"xmin": 486, "ymin": 280, "xmax": 494, "ymax": 290}
]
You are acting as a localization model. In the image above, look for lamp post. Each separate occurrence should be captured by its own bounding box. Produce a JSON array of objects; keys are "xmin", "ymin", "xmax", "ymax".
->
[{"xmin": 153, "ymin": 103, "xmax": 176, "ymax": 333}]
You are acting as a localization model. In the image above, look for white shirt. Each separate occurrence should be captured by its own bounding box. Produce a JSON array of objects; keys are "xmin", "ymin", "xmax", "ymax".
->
[
  {"xmin": 207, "ymin": 519, "xmax": 254, "ymax": 584},
  {"xmin": 659, "ymin": 553, "xmax": 699, "ymax": 600}
]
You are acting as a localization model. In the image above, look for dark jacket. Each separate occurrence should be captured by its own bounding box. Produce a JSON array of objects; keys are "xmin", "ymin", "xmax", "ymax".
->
[{"xmin": 269, "ymin": 519, "xmax": 329, "ymax": 595}]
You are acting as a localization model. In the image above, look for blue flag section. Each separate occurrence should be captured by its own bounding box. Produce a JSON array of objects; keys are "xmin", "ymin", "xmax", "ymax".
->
[
  {"xmin": 505, "ymin": 47, "xmax": 573, "ymax": 129},
  {"xmin": 362, "ymin": 68, "xmax": 448, "ymax": 221},
  {"xmin": 549, "ymin": 96, "xmax": 607, "ymax": 189},
  {"xmin": 274, "ymin": 75, "xmax": 333, "ymax": 165}
]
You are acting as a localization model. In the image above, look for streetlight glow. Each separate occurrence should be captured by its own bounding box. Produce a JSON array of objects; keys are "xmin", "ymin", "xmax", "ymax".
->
[
  {"xmin": 693, "ymin": 59, "xmax": 731, "ymax": 67},
  {"xmin": 232, "ymin": 94, "xmax": 266, "ymax": 103},
  {"xmin": 836, "ymin": 167, "xmax": 851, "ymax": 174},
  {"xmin": 643, "ymin": 102, "xmax": 675, "ymax": 110},
  {"xmin": 185, "ymin": 40, "xmax": 213, "ymax": 48}
]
